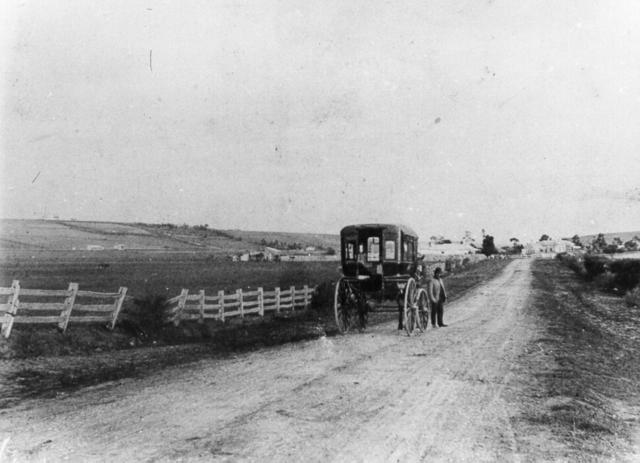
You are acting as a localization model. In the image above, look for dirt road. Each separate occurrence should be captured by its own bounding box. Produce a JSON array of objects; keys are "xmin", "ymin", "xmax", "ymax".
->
[{"xmin": 3, "ymin": 259, "xmax": 540, "ymax": 461}]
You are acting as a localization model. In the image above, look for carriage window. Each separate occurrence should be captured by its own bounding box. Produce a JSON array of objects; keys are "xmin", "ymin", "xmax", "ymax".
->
[
  {"xmin": 385, "ymin": 240, "xmax": 395, "ymax": 259},
  {"xmin": 345, "ymin": 242, "xmax": 355, "ymax": 260},
  {"xmin": 366, "ymin": 237, "xmax": 380, "ymax": 262},
  {"xmin": 402, "ymin": 237, "xmax": 416, "ymax": 261}
]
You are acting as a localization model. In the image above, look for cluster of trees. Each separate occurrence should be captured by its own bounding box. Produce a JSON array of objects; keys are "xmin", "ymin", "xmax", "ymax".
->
[
  {"xmin": 482, "ymin": 234, "xmax": 523, "ymax": 256},
  {"xmin": 565, "ymin": 232, "xmax": 640, "ymax": 254},
  {"xmin": 588, "ymin": 233, "xmax": 640, "ymax": 254}
]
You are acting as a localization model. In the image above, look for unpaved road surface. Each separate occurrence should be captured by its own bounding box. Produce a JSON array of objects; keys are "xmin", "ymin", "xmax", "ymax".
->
[{"xmin": 3, "ymin": 259, "xmax": 540, "ymax": 461}]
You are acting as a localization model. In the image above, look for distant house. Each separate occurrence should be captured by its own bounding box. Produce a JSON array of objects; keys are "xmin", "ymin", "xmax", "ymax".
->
[
  {"xmin": 305, "ymin": 246, "xmax": 316, "ymax": 252},
  {"xmin": 86, "ymin": 245, "xmax": 104, "ymax": 251},
  {"xmin": 526, "ymin": 240, "xmax": 576, "ymax": 255},
  {"xmin": 238, "ymin": 251, "xmax": 265, "ymax": 262},
  {"xmin": 264, "ymin": 247, "xmax": 282, "ymax": 261}
]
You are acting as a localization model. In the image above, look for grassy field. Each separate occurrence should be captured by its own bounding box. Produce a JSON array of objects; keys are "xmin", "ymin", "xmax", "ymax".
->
[
  {"xmin": 512, "ymin": 259, "xmax": 640, "ymax": 458},
  {"xmin": 0, "ymin": 250, "xmax": 340, "ymax": 298}
]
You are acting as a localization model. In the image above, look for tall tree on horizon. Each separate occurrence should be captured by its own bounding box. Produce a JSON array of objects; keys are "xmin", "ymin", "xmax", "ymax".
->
[{"xmin": 481, "ymin": 235, "xmax": 499, "ymax": 256}]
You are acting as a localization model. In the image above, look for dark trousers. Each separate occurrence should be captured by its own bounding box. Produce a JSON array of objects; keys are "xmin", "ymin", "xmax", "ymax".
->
[{"xmin": 431, "ymin": 301, "xmax": 444, "ymax": 326}]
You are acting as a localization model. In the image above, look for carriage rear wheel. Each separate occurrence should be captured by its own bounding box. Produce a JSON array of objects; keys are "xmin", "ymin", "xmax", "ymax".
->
[
  {"xmin": 334, "ymin": 278, "xmax": 366, "ymax": 334},
  {"xmin": 403, "ymin": 278, "xmax": 418, "ymax": 335}
]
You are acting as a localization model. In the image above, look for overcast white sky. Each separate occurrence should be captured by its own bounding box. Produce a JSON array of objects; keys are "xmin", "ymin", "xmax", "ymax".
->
[{"xmin": 2, "ymin": 0, "xmax": 639, "ymax": 243}]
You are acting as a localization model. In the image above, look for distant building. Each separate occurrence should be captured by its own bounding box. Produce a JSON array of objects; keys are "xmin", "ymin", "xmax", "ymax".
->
[
  {"xmin": 525, "ymin": 239, "xmax": 576, "ymax": 256},
  {"xmin": 86, "ymin": 245, "xmax": 105, "ymax": 251},
  {"xmin": 113, "ymin": 244, "xmax": 125, "ymax": 250},
  {"xmin": 263, "ymin": 247, "xmax": 282, "ymax": 261},
  {"xmin": 420, "ymin": 242, "xmax": 477, "ymax": 256}
]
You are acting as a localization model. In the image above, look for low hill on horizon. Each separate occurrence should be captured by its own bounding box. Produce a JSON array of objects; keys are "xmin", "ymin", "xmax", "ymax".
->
[
  {"xmin": 575, "ymin": 231, "xmax": 640, "ymax": 246},
  {"xmin": 0, "ymin": 219, "xmax": 340, "ymax": 253}
]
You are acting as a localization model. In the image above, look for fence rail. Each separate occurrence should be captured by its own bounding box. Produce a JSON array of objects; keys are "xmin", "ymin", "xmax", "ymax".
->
[
  {"xmin": 166, "ymin": 285, "xmax": 314, "ymax": 326},
  {"xmin": 0, "ymin": 280, "xmax": 127, "ymax": 338},
  {"xmin": 0, "ymin": 281, "xmax": 316, "ymax": 337}
]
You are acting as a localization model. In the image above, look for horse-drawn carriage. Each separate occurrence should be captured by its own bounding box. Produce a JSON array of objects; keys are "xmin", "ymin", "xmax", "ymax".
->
[{"xmin": 334, "ymin": 223, "xmax": 430, "ymax": 335}]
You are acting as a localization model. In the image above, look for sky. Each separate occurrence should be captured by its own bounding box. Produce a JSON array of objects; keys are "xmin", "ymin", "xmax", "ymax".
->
[{"xmin": 1, "ymin": 0, "xmax": 639, "ymax": 244}]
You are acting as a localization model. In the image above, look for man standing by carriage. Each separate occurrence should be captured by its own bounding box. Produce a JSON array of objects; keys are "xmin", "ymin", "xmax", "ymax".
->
[{"xmin": 428, "ymin": 267, "xmax": 448, "ymax": 327}]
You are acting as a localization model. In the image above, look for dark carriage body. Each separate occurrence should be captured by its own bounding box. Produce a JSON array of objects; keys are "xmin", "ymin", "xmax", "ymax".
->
[
  {"xmin": 339, "ymin": 223, "xmax": 419, "ymax": 295},
  {"xmin": 334, "ymin": 223, "xmax": 428, "ymax": 334}
]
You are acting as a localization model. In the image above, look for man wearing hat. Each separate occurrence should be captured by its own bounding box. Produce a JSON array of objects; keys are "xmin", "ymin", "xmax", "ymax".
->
[{"xmin": 428, "ymin": 267, "xmax": 447, "ymax": 327}]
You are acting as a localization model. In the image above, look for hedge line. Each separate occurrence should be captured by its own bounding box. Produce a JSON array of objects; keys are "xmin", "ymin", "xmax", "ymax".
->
[{"xmin": 556, "ymin": 253, "xmax": 640, "ymax": 293}]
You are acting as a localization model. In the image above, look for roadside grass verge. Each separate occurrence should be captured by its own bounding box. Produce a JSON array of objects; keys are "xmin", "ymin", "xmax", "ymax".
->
[
  {"xmin": 0, "ymin": 257, "xmax": 512, "ymax": 405},
  {"xmin": 515, "ymin": 259, "xmax": 640, "ymax": 459},
  {"xmin": 443, "ymin": 257, "xmax": 513, "ymax": 302},
  {"xmin": 0, "ymin": 313, "xmax": 325, "ymax": 408}
]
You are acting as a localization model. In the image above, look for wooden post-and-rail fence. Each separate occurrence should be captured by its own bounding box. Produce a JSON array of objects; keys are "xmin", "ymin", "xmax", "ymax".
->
[
  {"xmin": 166, "ymin": 285, "xmax": 314, "ymax": 326},
  {"xmin": 0, "ymin": 281, "xmax": 317, "ymax": 337},
  {"xmin": 0, "ymin": 280, "xmax": 127, "ymax": 338}
]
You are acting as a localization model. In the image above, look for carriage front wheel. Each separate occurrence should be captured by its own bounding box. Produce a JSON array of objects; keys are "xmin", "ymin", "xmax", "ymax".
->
[
  {"xmin": 334, "ymin": 278, "xmax": 366, "ymax": 334},
  {"xmin": 403, "ymin": 278, "xmax": 419, "ymax": 335},
  {"xmin": 416, "ymin": 288, "xmax": 429, "ymax": 331}
]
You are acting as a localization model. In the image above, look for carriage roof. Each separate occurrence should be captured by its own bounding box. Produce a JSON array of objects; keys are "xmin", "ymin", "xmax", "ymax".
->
[{"xmin": 340, "ymin": 223, "xmax": 418, "ymax": 239}]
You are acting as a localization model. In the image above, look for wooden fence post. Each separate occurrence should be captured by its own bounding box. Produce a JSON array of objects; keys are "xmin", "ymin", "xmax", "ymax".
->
[
  {"xmin": 218, "ymin": 290, "xmax": 225, "ymax": 321},
  {"xmin": 303, "ymin": 285, "xmax": 309, "ymax": 309},
  {"xmin": 173, "ymin": 289, "xmax": 189, "ymax": 326},
  {"xmin": 258, "ymin": 287, "xmax": 264, "ymax": 317},
  {"xmin": 198, "ymin": 290, "xmax": 205, "ymax": 324},
  {"xmin": 275, "ymin": 287, "xmax": 280, "ymax": 313},
  {"xmin": 109, "ymin": 286, "xmax": 128, "ymax": 330},
  {"xmin": 58, "ymin": 283, "xmax": 79, "ymax": 333},
  {"xmin": 290, "ymin": 286, "xmax": 295, "ymax": 311},
  {"xmin": 237, "ymin": 289, "xmax": 244, "ymax": 318},
  {"xmin": 1, "ymin": 280, "xmax": 20, "ymax": 338}
]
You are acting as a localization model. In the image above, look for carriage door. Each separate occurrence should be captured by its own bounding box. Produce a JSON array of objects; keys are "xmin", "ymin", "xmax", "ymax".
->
[{"xmin": 358, "ymin": 229, "xmax": 381, "ymax": 269}]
